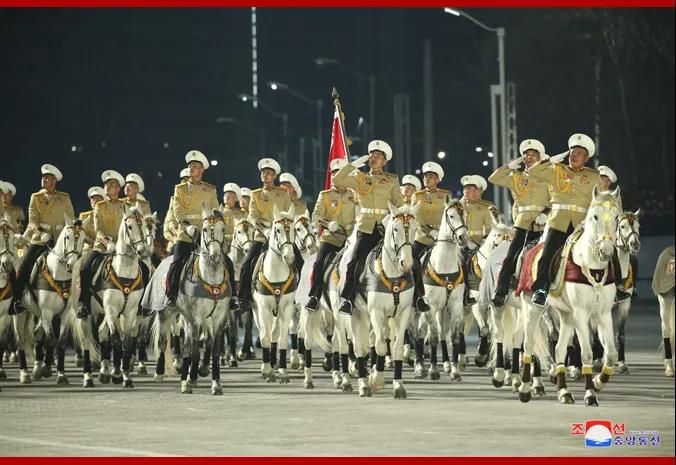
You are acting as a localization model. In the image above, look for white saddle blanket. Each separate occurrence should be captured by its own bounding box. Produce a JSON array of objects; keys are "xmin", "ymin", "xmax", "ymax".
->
[{"xmin": 141, "ymin": 255, "xmax": 172, "ymax": 311}]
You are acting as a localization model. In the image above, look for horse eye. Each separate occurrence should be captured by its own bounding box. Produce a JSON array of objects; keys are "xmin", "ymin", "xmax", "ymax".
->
[{"xmin": 593, "ymin": 215, "xmax": 598, "ymax": 221}]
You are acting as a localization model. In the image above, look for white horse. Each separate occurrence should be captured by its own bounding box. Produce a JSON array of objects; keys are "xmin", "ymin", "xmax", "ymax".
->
[
  {"xmin": 252, "ymin": 205, "xmax": 298, "ymax": 384},
  {"xmin": 518, "ymin": 186, "xmax": 623, "ymax": 406},
  {"xmin": 461, "ymin": 221, "xmax": 512, "ymax": 370},
  {"xmin": 349, "ymin": 202, "xmax": 419, "ymax": 399},
  {"xmin": 290, "ymin": 215, "xmax": 319, "ymax": 372},
  {"xmin": 654, "ymin": 246, "xmax": 675, "ymax": 377},
  {"xmin": 224, "ymin": 218, "xmax": 255, "ymax": 366},
  {"xmin": 419, "ymin": 198, "xmax": 469, "ymax": 382},
  {"xmin": 170, "ymin": 210, "xmax": 231, "ymax": 394},
  {"xmin": 0, "ymin": 217, "xmax": 18, "ymax": 386},
  {"xmin": 14, "ymin": 218, "xmax": 86, "ymax": 385},
  {"xmin": 608, "ymin": 209, "xmax": 641, "ymax": 374},
  {"xmin": 74, "ymin": 207, "xmax": 150, "ymax": 389}
]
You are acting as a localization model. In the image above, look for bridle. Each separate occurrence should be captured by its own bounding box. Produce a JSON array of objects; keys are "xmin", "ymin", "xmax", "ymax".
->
[
  {"xmin": 52, "ymin": 224, "xmax": 83, "ymax": 266},
  {"xmin": 0, "ymin": 223, "xmax": 15, "ymax": 273},
  {"xmin": 587, "ymin": 199, "xmax": 620, "ymax": 259},
  {"xmin": 270, "ymin": 217, "xmax": 295, "ymax": 259},
  {"xmin": 385, "ymin": 213, "xmax": 414, "ymax": 266},
  {"xmin": 436, "ymin": 202, "xmax": 468, "ymax": 244},
  {"xmin": 200, "ymin": 215, "xmax": 227, "ymax": 263},
  {"xmin": 617, "ymin": 213, "xmax": 640, "ymax": 252},
  {"xmin": 231, "ymin": 220, "xmax": 254, "ymax": 255},
  {"xmin": 295, "ymin": 216, "xmax": 316, "ymax": 252}
]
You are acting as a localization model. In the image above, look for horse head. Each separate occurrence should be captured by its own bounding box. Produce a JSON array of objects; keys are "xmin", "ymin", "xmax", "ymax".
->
[
  {"xmin": 294, "ymin": 215, "xmax": 318, "ymax": 255},
  {"xmin": 201, "ymin": 208, "xmax": 227, "ymax": 264},
  {"xmin": 56, "ymin": 216, "xmax": 86, "ymax": 272},
  {"xmin": 617, "ymin": 207, "xmax": 641, "ymax": 256},
  {"xmin": 385, "ymin": 201, "xmax": 418, "ymax": 273},
  {"xmin": 484, "ymin": 221, "xmax": 512, "ymax": 252},
  {"xmin": 441, "ymin": 196, "xmax": 469, "ymax": 246},
  {"xmin": 586, "ymin": 185, "xmax": 623, "ymax": 262},
  {"xmin": 233, "ymin": 219, "xmax": 254, "ymax": 257},
  {"xmin": 120, "ymin": 205, "xmax": 149, "ymax": 257},
  {"xmin": 0, "ymin": 216, "xmax": 16, "ymax": 272},
  {"xmin": 271, "ymin": 204, "xmax": 296, "ymax": 266}
]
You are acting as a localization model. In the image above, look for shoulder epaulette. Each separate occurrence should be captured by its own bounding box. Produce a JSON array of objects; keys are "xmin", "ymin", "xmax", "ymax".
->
[{"xmin": 252, "ymin": 188, "xmax": 264, "ymax": 195}]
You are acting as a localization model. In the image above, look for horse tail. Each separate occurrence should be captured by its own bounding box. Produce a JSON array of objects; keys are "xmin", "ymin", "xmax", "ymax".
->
[
  {"xmin": 670, "ymin": 296, "xmax": 675, "ymax": 359},
  {"xmin": 300, "ymin": 308, "xmax": 333, "ymax": 354},
  {"xmin": 70, "ymin": 316, "xmax": 101, "ymax": 364},
  {"xmin": 15, "ymin": 313, "xmax": 34, "ymax": 355},
  {"xmin": 149, "ymin": 310, "xmax": 163, "ymax": 358},
  {"xmin": 531, "ymin": 316, "xmax": 552, "ymax": 372}
]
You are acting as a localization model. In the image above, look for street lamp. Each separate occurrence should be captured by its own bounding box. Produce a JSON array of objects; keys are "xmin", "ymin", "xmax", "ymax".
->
[
  {"xmin": 443, "ymin": 8, "xmax": 507, "ymax": 215},
  {"xmin": 314, "ymin": 57, "xmax": 376, "ymax": 140},
  {"xmin": 236, "ymin": 94, "xmax": 288, "ymax": 168},
  {"xmin": 267, "ymin": 80, "xmax": 324, "ymax": 194}
]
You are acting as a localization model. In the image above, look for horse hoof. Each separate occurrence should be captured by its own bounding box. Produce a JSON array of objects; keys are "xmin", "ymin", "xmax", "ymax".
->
[
  {"xmin": 393, "ymin": 387, "xmax": 407, "ymax": 399},
  {"xmin": 451, "ymin": 373, "xmax": 462, "ymax": 382},
  {"xmin": 443, "ymin": 362, "xmax": 451, "ymax": 374},
  {"xmin": 41, "ymin": 365, "xmax": 53, "ymax": 378},
  {"xmin": 137, "ymin": 365, "xmax": 148, "ymax": 376},
  {"xmin": 111, "ymin": 375, "xmax": 123, "ymax": 385},
  {"xmin": 534, "ymin": 386, "xmax": 546, "ymax": 396},
  {"xmin": 414, "ymin": 363, "xmax": 428, "ymax": 379},
  {"xmin": 278, "ymin": 375, "xmax": 290, "ymax": 384},
  {"xmin": 19, "ymin": 371, "xmax": 31, "ymax": 384},
  {"xmin": 430, "ymin": 371, "xmax": 441, "ymax": 381},
  {"xmin": 32, "ymin": 365, "xmax": 43, "ymax": 381},
  {"xmin": 99, "ymin": 373, "xmax": 110, "ymax": 384},
  {"xmin": 211, "ymin": 384, "xmax": 223, "ymax": 396},
  {"xmin": 585, "ymin": 395, "xmax": 599, "ymax": 407},
  {"xmin": 153, "ymin": 373, "xmax": 164, "ymax": 383},
  {"xmin": 592, "ymin": 359, "xmax": 603, "ymax": 373},
  {"xmin": 304, "ymin": 381, "xmax": 314, "ymax": 389},
  {"xmin": 236, "ymin": 350, "xmax": 246, "ymax": 362},
  {"xmin": 549, "ymin": 375, "xmax": 557, "ymax": 385},
  {"xmin": 341, "ymin": 382, "xmax": 353, "ymax": 392},
  {"xmin": 474, "ymin": 354, "xmax": 489, "ymax": 368},
  {"xmin": 322, "ymin": 358, "xmax": 332, "ymax": 372},
  {"xmin": 559, "ymin": 392, "xmax": 575, "ymax": 404},
  {"xmin": 228, "ymin": 358, "xmax": 239, "ymax": 368},
  {"xmin": 9, "ymin": 352, "xmax": 18, "ymax": 364},
  {"xmin": 458, "ymin": 355, "xmax": 466, "ymax": 372},
  {"xmin": 359, "ymin": 386, "xmax": 372, "ymax": 398},
  {"xmin": 92, "ymin": 361, "xmax": 101, "ymax": 371},
  {"xmin": 123, "ymin": 379, "xmax": 134, "ymax": 389},
  {"xmin": 75, "ymin": 357, "xmax": 83, "ymax": 368},
  {"xmin": 83, "ymin": 379, "xmax": 95, "ymax": 388},
  {"xmin": 617, "ymin": 362, "xmax": 630, "ymax": 374},
  {"xmin": 198, "ymin": 364, "xmax": 210, "ymax": 378},
  {"xmin": 56, "ymin": 375, "xmax": 69, "ymax": 385},
  {"xmin": 172, "ymin": 359, "xmax": 181, "ymax": 373},
  {"xmin": 492, "ymin": 378, "xmax": 504, "ymax": 388},
  {"xmin": 0, "ymin": 369, "xmax": 6, "ymax": 381},
  {"xmin": 181, "ymin": 381, "xmax": 192, "ymax": 394},
  {"xmin": 519, "ymin": 391, "xmax": 532, "ymax": 403}
]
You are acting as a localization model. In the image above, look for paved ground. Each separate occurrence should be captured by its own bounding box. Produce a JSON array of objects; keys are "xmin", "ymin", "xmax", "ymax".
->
[{"xmin": 0, "ymin": 299, "xmax": 673, "ymax": 456}]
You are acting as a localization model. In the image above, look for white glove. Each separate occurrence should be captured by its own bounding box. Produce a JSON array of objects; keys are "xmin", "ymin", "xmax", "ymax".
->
[
  {"xmin": 429, "ymin": 229, "xmax": 439, "ymax": 240},
  {"xmin": 39, "ymin": 231, "xmax": 52, "ymax": 244},
  {"xmin": 351, "ymin": 155, "xmax": 370, "ymax": 169},
  {"xmin": 186, "ymin": 225, "xmax": 197, "ymax": 238},
  {"xmin": 327, "ymin": 220, "xmax": 339, "ymax": 233},
  {"xmin": 507, "ymin": 157, "xmax": 523, "ymax": 170},
  {"xmin": 549, "ymin": 152, "xmax": 568, "ymax": 164}
]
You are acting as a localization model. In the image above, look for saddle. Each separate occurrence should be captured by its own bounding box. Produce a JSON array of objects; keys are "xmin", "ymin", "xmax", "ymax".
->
[
  {"xmin": 462, "ymin": 250, "xmax": 482, "ymax": 292},
  {"xmin": 179, "ymin": 254, "xmax": 230, "ymax": 301},
  {"xmin": 251, "ymin": 250, "xmax": 299, "ymax": 301},
  {"xmin": 29, "ymin": 254, "xmax": 72, "ymax": 302},
  {"xmin": 92, "ymin": 255, "xmax": 143, "ymax": 305}
]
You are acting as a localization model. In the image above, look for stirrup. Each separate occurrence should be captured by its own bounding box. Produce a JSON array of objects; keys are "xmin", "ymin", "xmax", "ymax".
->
[
  {"xmin": 531, "ymin": 289, "xmax": 547, "ymax": 307},
  {"xmin": 76, "ymin": 302, "xmax": 90, "ymax": 319},
  {"xmin": 9, "ymin": 300, "xmax": 25, "ymax": 316},
  {"xmin": 229, "ymin": 297, "xmax": 240, "ymax": 311},
  {"xmin": 338, "ymin": 299, "xmax": 353, "ymax": 316},
  {"xmin": 416, "ymin": 297, "xmax": 430, "ymax": 313}
]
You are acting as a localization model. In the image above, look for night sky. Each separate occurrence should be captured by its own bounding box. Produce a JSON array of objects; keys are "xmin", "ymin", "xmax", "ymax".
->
[{"xmin": 1, "ymin": 8, "xmax": 673, "ymax": 233}]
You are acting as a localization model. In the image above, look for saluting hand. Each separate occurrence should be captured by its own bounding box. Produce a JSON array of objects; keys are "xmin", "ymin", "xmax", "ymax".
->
[
  {"xmin": 507, "ymin": 157, "xmax": 523, "ymax": 170},
  {"xmin": 351, "ymin": 155, "xmax": 370, "ymax": 169}
]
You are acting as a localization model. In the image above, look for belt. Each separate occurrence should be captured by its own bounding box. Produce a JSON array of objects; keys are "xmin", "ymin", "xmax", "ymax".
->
[
  {"xmin": 39, "ymin": 223, "xmax": 63, "ymax": 230},
  {"xmin": 360, "ymin": 208, "xmax": 389, "ymax": 215},
  {"xmin": 468, "ymin": 230, "xmax": 483, "ymax": 236},
  {"xmin": 552, "ymin": 203, "xmax": 588, "ymax": 214},
  {"xmin": 183, "ymin": 214, "xmax": 201, "ymax": 220},
  {"xmin": 517, "ymin": 206, "xmax": 546, "ymax": 213}
]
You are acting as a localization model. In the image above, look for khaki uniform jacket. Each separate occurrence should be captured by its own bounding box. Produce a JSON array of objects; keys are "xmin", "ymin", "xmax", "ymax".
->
[
  {"xmin": 249, "ymin": 186, "xmax": 292, "ymax": 243},
  {"xmin": 122, "ymin": 197, "xmax": 151, "ymax": 216},
  {"xmin": 311, "ymin": 188, "xmax": 357, "ymax": 247},
  {"xmin": 332, "ymin": 165, "xmax": 404, "ymax": 234},
  {"xmin": 411, "ymin": 188, "xmax": 449, "ymax": 246},
  {"xmin": 79, "ymin": 210, "xmax": 96, "ymax": 245},
  {"xmin": 222, "ymin": 205, "xmax": 247, "ymax": 242},
  {"xmin": 93, "ymin": 198, "xmax": 125, "ymax": 253},
  {"xmin": 488, "ymin": 166, "xmax": 551, "ymax": 231},
  {"xmin": 528, "ymin": 161, "xmax": 601, "ymax": 233},
  {"xmin": 26, "ymin": 189, "xmax": 75, "ymax": 245},
  {"xmin": 163, "ymin": 196, "xmax": 178, "ymax": 251},
  {"xmin": 461, "ymin": 198, "xmax": 497, "ymax": 245},
  {"xmin": 4, "ymin": 204, "xmax": 25, "ymax": 233},
  {"xmin": 292, "ymin": 199, "xmax": 309, "ymax": 219},
  {"xmin": 172, "ymin": 180, "xmax": 219, "ymax": 243}
]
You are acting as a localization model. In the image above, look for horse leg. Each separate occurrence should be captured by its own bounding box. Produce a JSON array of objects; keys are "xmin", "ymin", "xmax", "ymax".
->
[
  {"xmin": 591, "ymin": 329, "xmax": 604, "ymax": 372},
  {"xmin": 390, "ymin": 310, "xmax": 409, "ymax": 399},
  {"xmin": 594, "ymin": 308, "xmax": 618, "ymax": 394},
  {"xmin": 573, "ymin": 311, "xmax": 598, "ymax": 407},
  {"xmin": 121, "ymin": 311, "xmax": 136, "ymax": 389},
  {"xmin": 302, "ymin": 313, "xmax": 314, "ymax": 389},
  {"xmin": 458, "ymin": 331, "xmax": 466, "ymax": 371},
  {"xmin": 351, "ymin": 307, "xmax": 371, "ymax": 397},
  {"xmin": 258, "ymin": 308, "xmax": 274, "ymax": 382},
  {"xmin": 511, "ymin": 346, "xmax": 522, "ymax": 392},
  {"xmin": 616, "ymin": 299, "xmax": 631, "ymax": 373},
  {"xmin": 555, "ymin": 313, "xmax": 575, "ymax": 404},
  {"xmin": 659, "ymin": 293, "xmax": 675, "ymax": 377},
  {"xmin": 532, "ymin": 355, "xmax": 546, "ymax": 396},
  {"xmin": 99, "ymin": 327, "xmax": 112, "ymax": 384},
  {"xmin": 211, "ymin": 327, "xmax": 224, "ymax": 395},
  {"xmin": 199, "ymin": 338, "xmax": 211, "ymax": 377}
]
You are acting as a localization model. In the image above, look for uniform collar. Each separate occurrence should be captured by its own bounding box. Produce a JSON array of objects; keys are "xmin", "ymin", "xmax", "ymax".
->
[
  {"xmin": 262, "ymin": 184, "xmax": 275, "ymax": 191},
  {"xmin": 40, "ymin": 188, "xmax": 56, "ymax": 195},
  {"xmin": 369, "ymin": 169, "xmax": 384, "ymax": 176},
  {"xmin": 331, "ymin": 186, "xmax": 346, "ymax": 194},
  {"xmin": 425, "ymin": 187, "xmax": 438, "ymax": 193}
]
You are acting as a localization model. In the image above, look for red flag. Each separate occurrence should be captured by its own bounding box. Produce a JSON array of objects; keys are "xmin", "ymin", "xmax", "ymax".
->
[{"xmin": 324, "ymin": 106, "xmax": 350, "ymax": 190}]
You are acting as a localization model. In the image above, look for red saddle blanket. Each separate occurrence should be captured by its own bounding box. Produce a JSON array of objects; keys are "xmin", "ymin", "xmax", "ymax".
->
[{"xmin": 516, "ymin": 243, "xmax": 614, "ymax": 296}]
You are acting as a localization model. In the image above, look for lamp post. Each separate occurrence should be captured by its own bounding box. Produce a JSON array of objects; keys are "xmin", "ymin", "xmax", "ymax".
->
[
  {"xmin": 444, "ymin": 8, "xmax": 507, "ymax": 214},
  {"xmin": 314, "ymin": 57, "xmax": 375, "ymax": 141},
  {"xmin": 267, "ymin": 81, "xmax": 324, "ymax": 194},
  {"xmin": 237, "ymin": 94, "xmax": 288, "ymax": 169}
]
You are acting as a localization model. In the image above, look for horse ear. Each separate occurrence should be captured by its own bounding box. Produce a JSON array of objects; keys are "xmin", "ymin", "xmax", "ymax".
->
[
  {"xmin": 202, "ymin": 207, "xmax": 211, "ymax": 221},
  {"xmin": 3, "ymin": 212, "xmax": 11, "ymax": 225},
  {"xmin": 273, "ymin": 204, "xmax": 280, "ymax": 220},
  {"xmin": 63, "ymin": 212, "xmax": 74, "ymax": 226},
  {"xmin": 592, "ymin": 184, "xmax": 600, "ymax": 201},
  {"xmin": 388, "ymin": 201, "xmax": 398, "ymax": 217},
  {"xmin": 410, "ymin": 201, "xmax": 421, "ymax": 217},
  {"xmin": 151, "ymin": 211, "xmax": 159, "ymax": 222},
  {"xmin": 445, "ymin": 194, "xmax": 452, "ymax": 208},
  {"xmin": 634, "ymin": 208, "xmax": 642, "ymax": 219},
  {"xmin": 288, "ymin": 204, "xmax": 296, "ymax": 219},
  {"xmin": 611, "ymin": 185, "xmax": 621, "ymax": 203}
]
